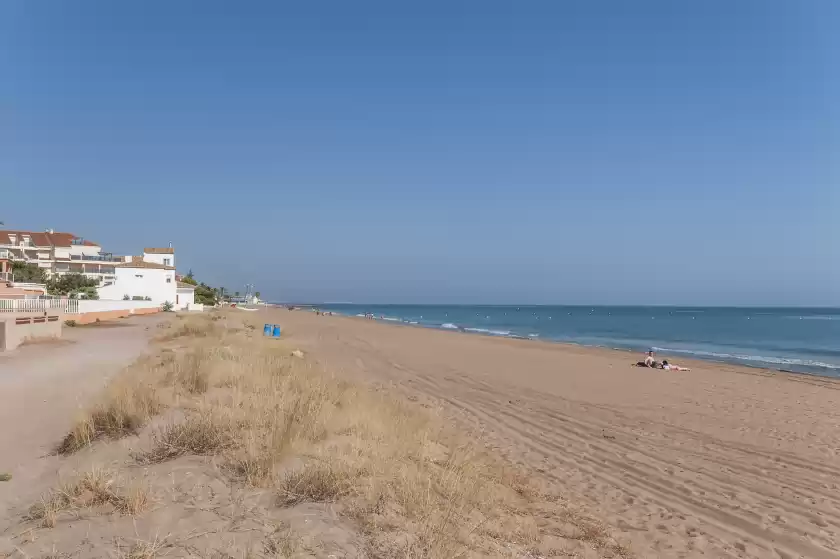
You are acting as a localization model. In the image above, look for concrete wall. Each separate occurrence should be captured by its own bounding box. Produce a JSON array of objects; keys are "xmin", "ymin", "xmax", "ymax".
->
[
  {"xmin": 97, "ymin": 267, "xmax": 176, "ymax": 304},
  {"xmin": 76, "ymin": 299, "xmax": 160, "ymax": 313},
  {"xmin": 0, "ymin": 312, "xmax": 63, "ymax": 351}
]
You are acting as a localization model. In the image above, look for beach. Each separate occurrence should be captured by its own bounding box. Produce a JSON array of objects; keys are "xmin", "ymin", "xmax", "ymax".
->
[{"xmin": 273, "ymin": 308, "xmax": 840, "ymax": 558}]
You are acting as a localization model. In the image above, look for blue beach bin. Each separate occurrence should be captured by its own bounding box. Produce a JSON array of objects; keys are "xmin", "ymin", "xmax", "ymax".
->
[
  {"xmin": 263, "ymin": 324, "xmax": 272, "ymax": 336},
  {"xmin": 272, "ymin": 325, "xmax": 282, "ymax": 337}
]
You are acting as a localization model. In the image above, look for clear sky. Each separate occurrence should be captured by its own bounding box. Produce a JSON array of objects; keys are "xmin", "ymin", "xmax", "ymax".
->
[{"xmin": 2, "ymin": 1, "xmax": 837, "ymax": 305}]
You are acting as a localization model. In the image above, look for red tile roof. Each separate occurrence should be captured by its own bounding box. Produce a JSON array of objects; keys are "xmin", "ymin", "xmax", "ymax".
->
[
  {"xmin": 144, "ymin": 247, "xmax": 174, "ymax": 254},
  {"xmin": 0, "ymin": 230, "xmax": 99, "ymax": 248}
]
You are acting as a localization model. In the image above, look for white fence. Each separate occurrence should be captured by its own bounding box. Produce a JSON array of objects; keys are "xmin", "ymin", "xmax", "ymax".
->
[
  {"xmin": 0, "ymin": 298, "xmax": 73, "ymax": 313},
  {"xmin": 0, "ymin": 298, "xmax": 159, "ymax": 314}
]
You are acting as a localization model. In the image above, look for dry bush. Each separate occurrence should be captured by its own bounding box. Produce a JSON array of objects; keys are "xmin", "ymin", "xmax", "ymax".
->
[
  {"xmin": 136, "ymin": 412, "xmax": 237, "ymax": 464},
  {"xmin": 154, "ymin": 313, "xmax": 217, "ymax": 341},
  {"xmin": 58, "ymin": 381, "xmax": 162, "ymax": 454},
  {"xmin": 277, "ymin": 460, "xmax": 357, "ymax": 506},
  {"xmin": 27, "ymin": 468, "xmax": 149, "ymax": 528}
]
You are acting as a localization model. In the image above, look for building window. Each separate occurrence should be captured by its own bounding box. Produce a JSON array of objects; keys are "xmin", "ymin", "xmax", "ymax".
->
[
  {"xmin": 166, "ymin": 277, "xmax": 172, "ymax": 283},
  {"xmin": 9, "ymin": 235, "xmax": 16, "ymax": 244},
  {"xmin": 163, "ymin": 258, "xmax": 171, "ymax": 266},
  {"xmin": 135, "ymin": 274, "xmax": 143, "ymax": 278}
]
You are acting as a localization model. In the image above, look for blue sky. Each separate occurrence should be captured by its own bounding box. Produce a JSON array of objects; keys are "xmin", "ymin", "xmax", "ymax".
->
[{"xmin": 1, "ymin": 1, "xmax": 837, "ymax": 305}]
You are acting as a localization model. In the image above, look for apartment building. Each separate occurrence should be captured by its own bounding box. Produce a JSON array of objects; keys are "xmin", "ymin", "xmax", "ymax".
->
[{"xmin": 0, "ymin": 229, "xmax": 121, "ymax": 284}]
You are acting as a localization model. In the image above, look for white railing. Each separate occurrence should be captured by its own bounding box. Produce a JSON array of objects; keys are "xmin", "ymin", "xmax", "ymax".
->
[
  {"xmin": 0, "ymin": 297, "xmax": 162, "ymax": 315},
  {"xmin": 0, "ymin": 298, "xmax": 71, "ymax": 313}
]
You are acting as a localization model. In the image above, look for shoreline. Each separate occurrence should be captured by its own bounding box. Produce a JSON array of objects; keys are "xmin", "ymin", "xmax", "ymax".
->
[
  {"xmin": 305, "ymin": 307, "xmax": 840, "ymax": 382},
  {"xmin": 266, "ymin": 307, "xmax": 840, "ymax": 558}
]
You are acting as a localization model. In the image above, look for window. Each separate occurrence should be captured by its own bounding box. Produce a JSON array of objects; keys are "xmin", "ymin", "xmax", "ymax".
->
[
  {"xmin": 135, "ymin": 274, "xmax": 144, "ymax": 278},
  {"xmin": 166, "ymin": 277, "xmax": 172, "ymax": 283},
  {"xmin": 8, "ymin": 235, "xmax": 16, "ymax": 244},
  {"xmin": 163, "ymin": 258, "xmax": 171, "ymax": 266}
]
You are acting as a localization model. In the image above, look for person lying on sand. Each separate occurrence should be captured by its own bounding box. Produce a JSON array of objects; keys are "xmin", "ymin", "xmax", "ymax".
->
[{"xmin": 661, "ymin": 360, "xmax": 690, "ymax": 371}]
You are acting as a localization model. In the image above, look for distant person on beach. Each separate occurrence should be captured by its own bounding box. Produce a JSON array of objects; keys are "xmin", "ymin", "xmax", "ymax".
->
[{"xmin": 636, "ymin": 351, "xmax": 659, "ymax": 368}]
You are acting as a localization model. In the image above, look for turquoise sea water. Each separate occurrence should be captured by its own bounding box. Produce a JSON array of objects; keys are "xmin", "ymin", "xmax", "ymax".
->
[{"xmin": 316, "ymin": 305, "xmax": 840, "ymax": 377}]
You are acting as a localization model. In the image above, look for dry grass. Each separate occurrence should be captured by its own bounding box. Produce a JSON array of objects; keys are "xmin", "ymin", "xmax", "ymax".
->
[
  {"xmin": 58, "ymin": 380, "xmax": 162, "ymax": 454},
  {"xmin": 154, "ymin": 313, "xmax": 218, "ymax": 341},
  {"xmin": 113, "ymin": 536, "xmax": 170, "ymax": 559},
  {"xmin": 45, "ymin": 312, "xmax": 630, "ymax": 557},
  {"xmin": 27, "ymin": 468, "xmax": 150, "ymax": 528},
  {"xmin": 136, "ymin": 412, "xmax": 237, "ymax": 464}
]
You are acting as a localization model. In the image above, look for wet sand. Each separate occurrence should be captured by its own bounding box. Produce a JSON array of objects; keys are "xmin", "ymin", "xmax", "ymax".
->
[{"xmin": 270, "ymin": 308, "xmax": 840, "ymax": 559}]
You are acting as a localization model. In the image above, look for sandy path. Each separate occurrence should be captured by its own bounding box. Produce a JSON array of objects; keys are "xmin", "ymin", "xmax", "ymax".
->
[
  {"xmin": 271, "ymin": 309, "xmax": 840, "ymax": 559},
  {"xmin": 0, "ymin": 315, "xmax": 168, "ymax": 521}
]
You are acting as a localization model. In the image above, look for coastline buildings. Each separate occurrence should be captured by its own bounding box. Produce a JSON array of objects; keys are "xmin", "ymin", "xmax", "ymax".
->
[
  {"xmin": 0, "ymin": 229, "xmax": 119, "ymax": 283},
  {"xmin": 1, "ymin": 229, "xmax": 199, "ymax": 309}
]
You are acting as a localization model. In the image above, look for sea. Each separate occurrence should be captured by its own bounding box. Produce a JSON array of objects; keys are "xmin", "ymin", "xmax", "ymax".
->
[{"xmin": 316, "ymin": 304, "xmax": 840, "ymax": 378}]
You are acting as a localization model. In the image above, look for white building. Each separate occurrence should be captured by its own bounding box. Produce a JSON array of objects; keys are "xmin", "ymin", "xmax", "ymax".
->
[
  {"xmin": 97, "ymin": 251, "xmax": 177, "ymax": 305},
  {"xmin": 0, "ymin": 229, "xmax": 121, "ymax": 284}
]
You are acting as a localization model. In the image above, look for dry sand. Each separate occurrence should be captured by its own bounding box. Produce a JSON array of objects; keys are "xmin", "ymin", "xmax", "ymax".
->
[
  {"xmin": 0, "ymin": 315, "xmax": 169, "ymax": 520},
  {"xmin": 270, "ymin": 309, "xmax": 840, "ymax": 559},
  {"xmin": 2, "ymin": 308, "xmax": 838, "ymax": 558}
]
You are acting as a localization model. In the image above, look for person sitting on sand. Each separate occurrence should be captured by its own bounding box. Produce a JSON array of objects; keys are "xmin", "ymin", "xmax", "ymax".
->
[{"xmin": 635, "ymin": 351, "xmax": 660, "ymax": 368}]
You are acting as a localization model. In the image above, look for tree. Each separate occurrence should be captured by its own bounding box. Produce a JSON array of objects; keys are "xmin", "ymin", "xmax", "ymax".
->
[
  {"xmin": 47, "ymin": 273, "xmax": 99, "ymax": 299},
  {"xmin": 255, "ymin": 291, "xmax": 261, "ymax": 299},
  {"xmin": 234, "ymin": 291, "xmax": 240, "ymax": 297},
  {"xmin": 180, "ymin": 275, "xmax": 197, "ymax": 286},
  {"xmin": 186, "ymin": 269, "xmax": 194, "ymax": 280},
  {"xmin": 194, "ymin": 284, "xmax": 218, "ymax": 306},
  {"xmin": 10, "ymin": 261, "xmax": 48, "ymax": 284},
  {"xmin": 162, "ymin": 301, "xmax": 174, "ymax": 312}
]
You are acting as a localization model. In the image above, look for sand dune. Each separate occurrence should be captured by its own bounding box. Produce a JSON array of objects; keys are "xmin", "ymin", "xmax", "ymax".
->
[{"xmin": 277, "ymin": 309, "xmax": 840, "ymax": 558}]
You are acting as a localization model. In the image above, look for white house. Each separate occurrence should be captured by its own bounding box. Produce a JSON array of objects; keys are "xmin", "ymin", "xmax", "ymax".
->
[{"xmin": 97, "ymin": 251, "xmax": 177, "ymax": 305}]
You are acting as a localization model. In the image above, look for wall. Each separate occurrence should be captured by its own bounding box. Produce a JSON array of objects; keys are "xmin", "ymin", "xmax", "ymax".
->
[
  {"xmin": 97, "ymin": 267, "xmax": 176, "ymax": 304},
  {"xmin": 143, "ymin": 252, "xmax": 175, "ymax": 268},
  {"xmin": 71, "ymin": 299, "xmax": 161, "ymax": 324},
  {"xmin": 0, "ymin": 312, "xmax": 63, "ymax": 351},
  {"xmin": 76, "ymin": 299, "xmax": 160, "ymax": 313},
  {"xmin": 176, "ymin": 287, "xmax": 195, "ymax": 310}
]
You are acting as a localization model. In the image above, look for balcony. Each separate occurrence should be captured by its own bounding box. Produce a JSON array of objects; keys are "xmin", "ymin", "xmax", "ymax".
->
[
  {"xmin": 0, "ymin": 249, "xmax": 10, "ymax": 260},
  {"xmin": 69, "ymin": 254, "xmax": 122, "ymax": 262}
]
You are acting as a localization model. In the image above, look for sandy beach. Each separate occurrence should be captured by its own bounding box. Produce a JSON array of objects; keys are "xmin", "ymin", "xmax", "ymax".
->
[
  {"xmin": 271, "ymin": 308, "xmax": 840, "ymax": 558},
  {"xmin": 1, "ymin": 308, "xmax": 838, "ymax": 558}
]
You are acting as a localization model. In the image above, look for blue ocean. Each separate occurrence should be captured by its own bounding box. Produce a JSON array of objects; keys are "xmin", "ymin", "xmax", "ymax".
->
[{"xmin": 317, "ymin": 305, "xmax": 840, "ymax": 377}]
